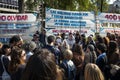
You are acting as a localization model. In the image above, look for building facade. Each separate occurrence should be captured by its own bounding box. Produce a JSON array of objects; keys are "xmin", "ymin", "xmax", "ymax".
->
[
  {"xmin": 108, "ymin": 0, "xmax": 120, "ymax": 13},
  {"xmin": 0, "ymin": 0, "xmax": 19, "ymax": 13}
]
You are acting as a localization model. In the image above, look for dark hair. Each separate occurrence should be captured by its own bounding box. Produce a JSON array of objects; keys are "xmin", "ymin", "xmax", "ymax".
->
[
  {"xmin": 96, "ymin": 35, "xmax": 104, "ymax": 43},
  {"xmin": 87, "ymin": 44, "xmax": 95, "ymax": 51},
  {"xmin": 21, "ymin": 49, "xmax": 57, "ymax": 80},
  {"xmin": 107, "ymin": 41, "xmax": 119, "ymax": 64},
  {"xmin": 108, "ymin": 41, "xmax": 118, "ymax": 53},
  {"xmin": 1, "ymin": 44, "xmax": 10, "ymax": 55},
  {"xmin": 8, "ymin": 46, "xmax": 25, "ymax": 73},
  {"xmin": 9, "ymin": 35, "xmax": 21, "ymax": 44},
  {"xmin": 72, "ymin": 44, "xmax": 84, "ymax": 56},
  {"xmin": 97, "ymin": 43, "xmax": 107, "ymax": 53},
  {"xmin": 47, "ymin": 35, "xmax": 55, "ymax": 44}
]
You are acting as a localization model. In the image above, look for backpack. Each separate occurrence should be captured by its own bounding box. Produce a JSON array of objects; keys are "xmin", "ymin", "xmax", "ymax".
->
[{"xmin": 1, "ymin": 55, "xmax": 11, "ymax": 80}]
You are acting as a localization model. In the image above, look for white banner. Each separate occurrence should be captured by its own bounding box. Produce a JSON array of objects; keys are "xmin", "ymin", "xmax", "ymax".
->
[
  {"xmin": 46, "ymin": 19, "xmax": 95, "ymax": 27},
  {"xmin": 0, "ymin": 13, "xmax": 37, "ymax": 23},
  {"xmin": 46, "ymin": 27, "xmax": 95, "ymax": 37},
  {"xmin": 99, "ymin": 27, "xmax": 120, "ymax": 35},
  {"xmin": 46, "ymin": 8, "xmax": 95, "ymax": 20},
  {"xmin": 46, "ymin": 8, "xmax": 95, "ymax": 28},
  {"xmin": 98, "ymin": 13, "xmax": 120, "ymax": 23}
]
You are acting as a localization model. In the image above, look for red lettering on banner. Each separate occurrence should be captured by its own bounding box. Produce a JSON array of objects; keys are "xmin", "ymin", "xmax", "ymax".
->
[
  {"xmin": 0, "ymin": 16, "xmax": 6, "ymax": 21},
  {"xmin": 118, "ymin": 16, "xmax": 120, "ymax": 20},
  {"xmin": 109, "ymin": 15, "xmax": 113, "ymax": 20},
  {"xmin": 0, "ymin": 15, "xmax": 28, "ymax": 21},
  {"xmin": 13, "ymin": 16, "xmax": 17, "ymax": 20},
  {"xmin": 7, "ymin": 16, "xmax": 11, "ymax": 21},
  {"xmin": 105, "ymin": 15, "xmax": 109, "ymax": 19},
  {"xmin": 105, "ymin": 14, "xmax": 120, "ymax": 21},
  {"xmin": 113, "ymin": 15, "xmax": 117, "ymax": 20}
]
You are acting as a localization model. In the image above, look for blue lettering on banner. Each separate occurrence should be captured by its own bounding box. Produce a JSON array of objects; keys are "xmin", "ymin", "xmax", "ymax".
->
[
  {"xmin": 64, "ymin": 23, "xmax": 70, "ymax": 26},
  {"xmin": 54, "ymin": 15, "xmax": 63, "ymax": 18},
  {"xmin": 58, "ymin": 20, "xmax": 69, "ymax": 23},
  {"xmin": 50, "ymin": 10, "xmax": 56, "ymax": 14},
  {"xmin": 57, "ymin": 11, "xmax": 71, "ymax": 15},
  {"xmin": 0, "ymin": 38, "xmax": 10, "ymax": 43},
  {"xmin": 54, "ymin": 21, "xmax": 87, "ymax": 27},
  {"xmin": 46, "ymin": 8, "xmax": 95, "ymax": 28}
]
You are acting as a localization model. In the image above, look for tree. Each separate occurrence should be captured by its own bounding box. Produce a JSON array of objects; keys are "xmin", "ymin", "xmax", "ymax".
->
[
  {"xmin": 18, "ymin": 0, "xmax": 24, "ymax": 13},
  {"xmin": 25, "ymin": 0, "xmax": 109, "ymax": 12}
]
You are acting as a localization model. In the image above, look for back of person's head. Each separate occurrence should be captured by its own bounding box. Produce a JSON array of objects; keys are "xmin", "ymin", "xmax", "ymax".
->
[
  {"xmin": 108, "ymin": 41, "xmax": 118, "ymax": 53},
  {"xmin": 72, "ymin": 44, "xmax": 84, "ymax": 56},
  {"xmin": 63, "ymin": 49, "xmax": 73, "ymax": 60},
  {"xmin": 103, "ymin": 37, "xmax": 110, "ymax": 47},
  {"xmin": 23, "ymin": 41, "xmax": 36, "ymax": 52},
  {"xmin": 107, "ymin": 41, "xmax": 119, "ymax": 64},
  {"xmin": 47, "ymin": 35, "xmax": 55, "ymax": 44},
  {"xmin": 1, "ymin": 44, "xmax": 11, "ymax": 55},
  {"xmin": 96, "ymin": 35, "xmax": 104, "ymax": 43},
  {"xmin": 85, "ymin": 63, "xmax": 104, "ymax": 80},
  {"xmin": 9, "ymin": 46, "xmax": 26, "ymax": 73},
  {"xmin": 75, "ymin": 35, "xmax": 81, "ymax": 43},
  {"xmin": 87, "ymin": 44, "xmax": 95, "ymax": 51},
  {"xmin": 9, "ymin": 35, "xmax": 23, "ymax": 47},
  {"xmin": 61, "ymin": 33, "xmax": 66, "ymax": 39},
  {"xmin": 97, "ymin": 43, "xmax": 107, "ymax": 53},
  {"xmin": 21, "ymin": 49, "xmax": 57, "ymax": 80},
  {"xmin": 110, "ymin": 34, "xmax": 116, "ymax": 41}
]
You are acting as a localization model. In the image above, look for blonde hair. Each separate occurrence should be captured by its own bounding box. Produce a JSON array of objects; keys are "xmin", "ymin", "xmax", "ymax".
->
[
  {"xmin": 85, "ymin": 63, "xmax": 104, "ymax": 80},
  {"xmin": 63, "ymin": 49, "xmax": 73, "ymax": 60}
]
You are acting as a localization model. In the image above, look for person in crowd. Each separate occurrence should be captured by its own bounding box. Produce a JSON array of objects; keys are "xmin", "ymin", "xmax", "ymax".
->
[
  {"xmin": 103, "ymin": 37, "xmax": 110, "ymax": 52},
  {"xmin": 60, "ymin": 33, "xmax": 69, "ymax": 53},
  {"xmin": 22, "ymin": 41, "xmax": 36, "ymax": 62},
  {"xmin": 96, "ymin": 43, "xmax": 107, "ymax": 72},
  {"xmin": 9, "ymin": 35, "xmax": 23, "ymax": 48},
  {"xmin": 72, "ymin": 32, "xmax": 81, "ymax": 51},
  {"xmin": 60, "ymin": 49, "xmax": 76, "ymax": 80},
  {"xmin": 39, "ymin": 29, "xmax": 47, "ymax": 47},
  {"xmin": 0, "ymin": 48, "xmax": 10, "ymax": 80},
  {"xmin": 106, "ymin": 32, "xmax": 111, "ymax": 40},
  {"xmin": 109, "ymin": 34, "xmax": 117, "ymax": 41},
  {"xmin": 35, "ymin": 30, "xmax": 39, "ymax": 35},
  {"xmin": 32, "ymin": 34, "xmax": 43, "ymax": 48},
  {"xmin": 0, "ymin": 42, "xmax": 3, "ymax": 49},
  {"xmin": 56, "ymin": 35, "xmax": 62, "ymax": 46},
  {"xmin": 60, "ymin": 39, "xmax": 70, "ymax": 61},
  {"xmin": 72, "ymin": 44, "xmax": 85, "ymax": 80},
  {"xmin": 61, "ymin": 33, "xmax": 66, "ymax": 42},
  {"xmin": 21, "ymin": 49, "xmax": 64, "ymax": 80},
  {"xmin": 116, "ymin": 36, "xmax": 120, "ymax": 48},
  {"xmin": 44, "ymin": 35, "xmax": 61, "ymax": 65},
  {"xmin": 86, "ymin": 35, "xmax": 96, "ymax": 49},
  {"xmin": 104, "ymin": 41, "xmax": 120, "ymax": 80},
  {"xmin": 81, "ymin": 34, "xmax": 87, "ymax": 51},
  {"xmin": 85, "ymin": 44, "xmax": 97, "ymax": 64},
  {"xmin": 66, "ymin": 32, "xmax": 75, "ymax": 49},
  {"xmin": 95, "ymin": 35, "xmax": 104, "ymax": 45},
  {"xmin": 107, "ymin": 41, "xmax": 119, "ymax": 65},
  {"xmin": 8, "ymin": 46, "xmax": 26, "ymax": 80},
  {"xmin": 84, "ymin": 63, "xmax": 104, "ymax": 80},
  {"xmin": 1, "ymin": 44, "xmax": 11, "ymax": 60}
]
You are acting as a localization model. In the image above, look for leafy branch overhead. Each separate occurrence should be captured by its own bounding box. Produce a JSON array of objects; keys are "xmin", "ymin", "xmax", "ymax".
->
[{"xmin": 25, "ymin": 0, "xmax": 109, "ymax": 12}]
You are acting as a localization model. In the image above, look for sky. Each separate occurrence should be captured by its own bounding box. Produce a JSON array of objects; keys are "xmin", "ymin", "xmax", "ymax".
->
[{"xmin": 108, "ymin": 0, "xmax": 116, "ymax": 4}]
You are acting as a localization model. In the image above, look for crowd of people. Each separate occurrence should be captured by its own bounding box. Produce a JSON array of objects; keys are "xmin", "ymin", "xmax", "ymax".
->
[{"xmin": 0, "ymin": 29, "xmax": 120, "ymax": 80}]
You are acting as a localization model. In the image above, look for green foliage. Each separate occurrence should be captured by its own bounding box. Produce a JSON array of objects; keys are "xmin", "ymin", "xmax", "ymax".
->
[{"xmin": 25, "ymin": 0, "xmax": 109, "ymax": 12}]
